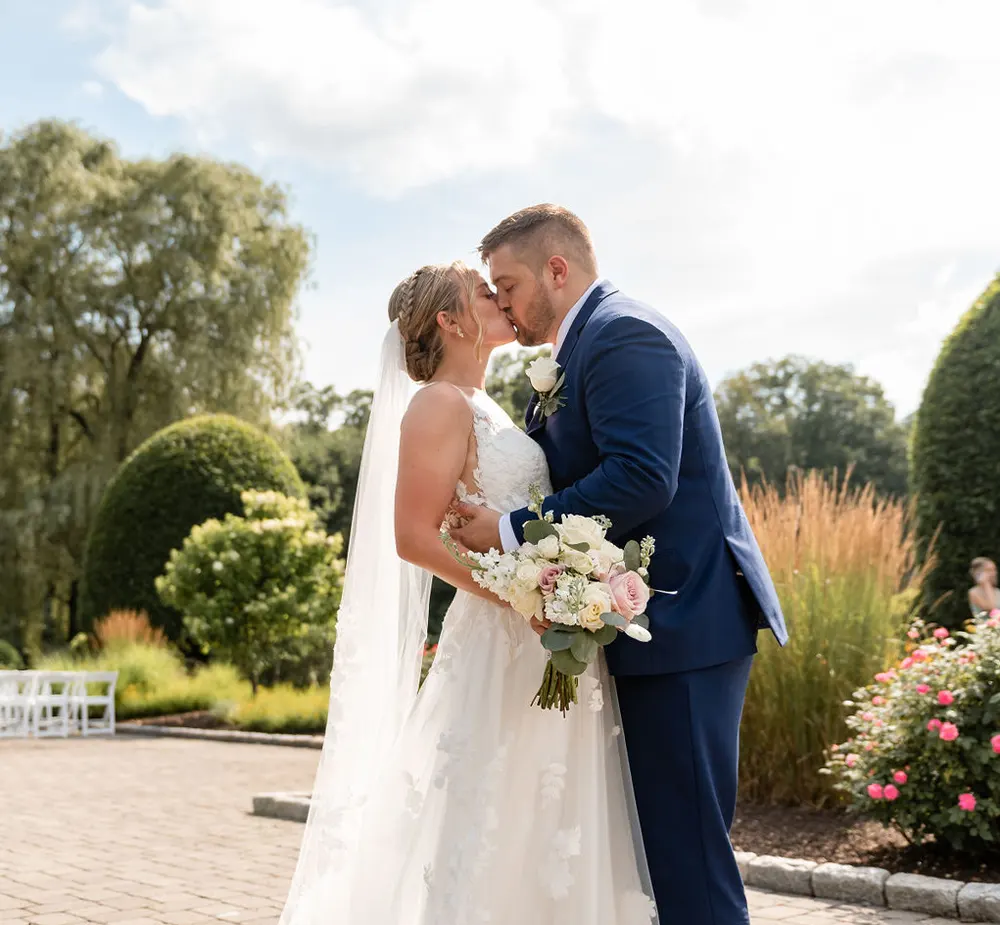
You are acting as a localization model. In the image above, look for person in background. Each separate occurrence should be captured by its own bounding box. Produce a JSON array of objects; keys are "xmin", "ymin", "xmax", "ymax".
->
[{"xmin": 968, "ymin": 556, "xmax": 999, "ymax": 616}]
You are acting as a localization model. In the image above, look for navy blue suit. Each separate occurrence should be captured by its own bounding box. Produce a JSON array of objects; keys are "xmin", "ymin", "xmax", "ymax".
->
[{"xmin": 510, "ymin": 281, "xmax": 787, "ymax": 923}]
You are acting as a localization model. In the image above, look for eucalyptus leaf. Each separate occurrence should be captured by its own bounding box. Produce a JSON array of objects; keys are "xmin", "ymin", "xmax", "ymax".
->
[
  {"xmin": 541, "ymin": 626, "xmax": 577, "ymax": 652},
  {"xmin": 524, "ymin": 519, "xmax": 558, "ymax": 544},
  {"xmin": 624, "ymin": 540, "xmax": 641, "ymax": 572},
  {"xmin": 601, "ymin": 611, "xmax": 627, "ymax": 628},
  {"xmin": 550, "ymin": 648, "xmax": 589, "ymax": 676},
  {"xmin": 566, "ymin": 541, "xmax": 591, "ymax": 553},
  {"xmin": 630, "ymin": 613, "xmax": 650, "ymax": 630},
  {"xmin": 592, "ymin": 624, "xmax": 618, "ymax": 646},
  {"xmin": 570, "ymin": 633, "xmax": 599, "ymax": 663}
]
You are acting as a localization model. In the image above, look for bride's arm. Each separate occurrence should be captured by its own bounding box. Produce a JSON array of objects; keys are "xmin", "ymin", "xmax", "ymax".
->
[{"xmin": 395, "ymin": 385, "xmax": 505, "ymax": 606}]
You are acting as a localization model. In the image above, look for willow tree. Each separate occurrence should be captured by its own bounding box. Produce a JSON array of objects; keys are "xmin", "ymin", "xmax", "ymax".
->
[{"xmin": 0, "ymin": 120, "xmax": 310, "ymax": 651}]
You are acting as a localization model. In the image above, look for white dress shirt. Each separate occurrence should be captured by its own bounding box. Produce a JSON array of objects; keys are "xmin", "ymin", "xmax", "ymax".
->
[{"xmin": 497, "ymin": 278, "xmax": 604, "ymax": 553}]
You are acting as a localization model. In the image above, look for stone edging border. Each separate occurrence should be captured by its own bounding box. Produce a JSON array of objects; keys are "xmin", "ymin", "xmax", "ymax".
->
[
  {"xmin": 735, "ymin": 852, "xmax": 1000, "ymax": 923},
  {"xmin": 118, "ymin": 723, "xmax": 324, "ymax": 749},
  {"xmin": 250, "ymin": 792, "xmax": 1000, "ymax": 923}
]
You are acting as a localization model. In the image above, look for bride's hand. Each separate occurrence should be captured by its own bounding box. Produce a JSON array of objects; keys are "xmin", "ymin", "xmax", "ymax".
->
[
  {"xmin": 529, "ymin": 616, "xmax": 551, "ymax": 637},
  {"xmin": 451, "ymin": 503, "xmax": 502, "ymax": 554}
]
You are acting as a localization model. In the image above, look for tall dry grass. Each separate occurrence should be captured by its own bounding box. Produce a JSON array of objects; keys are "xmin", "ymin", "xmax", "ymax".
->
[
  {"xmin": 93, "ymin": 609, "xmax": 167, "ymax": 650},
  {"xmin": 739, "ymin": 469, "xmax": 930, "ymax": 806}
]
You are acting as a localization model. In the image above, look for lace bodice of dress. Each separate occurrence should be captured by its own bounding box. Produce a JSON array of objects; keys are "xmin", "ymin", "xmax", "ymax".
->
[{"xmin": 457, "ymin": 391, "xmax": 552, "ymax": 514}]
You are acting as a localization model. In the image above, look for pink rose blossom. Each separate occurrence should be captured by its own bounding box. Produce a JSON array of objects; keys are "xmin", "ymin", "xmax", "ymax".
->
[
  {"xmin": 987, "ymin": 617, "xmax": 1000, "ymax": 629},
  {"xmin": 872, "ymin": 696, "xmax": 885, "ymax": 706},
  {"xmin": 927, "ymin": 719, "xmax": 942, "ymax": 732},
  {"xmin": 874, "ymin": 672, "xmax": 894, "ymax": 683},
  {"xmin": 916, "ymin": 684, "xmax": 930, "ymax": 695},
  {"xmin": 861, "ymin": 712, "xmax": 875, "ymax": 722},
  {"xmin": 867, "ymin": 783, "xmax": 884, "ymax": 800},
  {"xmin": 958, "ymin": 793, "xmax": 977, "ymax": 812},
  {"xmin": 537, "ymin": 565, "xmax": 565, "ymax": 594},
  {"xmin": 608, "ymin": 570, "xmax": 651, "ymax": 619},
  {"xmin": 907, "ymin": 628, "xmax": 920, "ymax": 639},
  {"xmin": 991, "ymin": 734, "xmax": 1000, "ymax": 755},
  {"xmin": 893, "ymin": 771, "xmax": 908, "ymax": 785},
  {"xmin": 990, "ymin": 608, "xmax": 1000, "ymax": 618},
  {"xmin": 845, "ymin": 753, "xmax": 859, "ymax": 768},
  {"xmin": 883, "ymin": 785, "xmax": 900, "ymax": 801},
  {"xmin": 937, "ymin": 690, "xmax": 955, "ymax": 706},
  {"xmin": 939, "ymin": 722, "xmax": 959, "ymax": 741},
  {"xmin": 899, "ymin": 657, "xmax": 914, "ymax": 669},
  {"xmin": 934, "ymin": 627, "xmax": 949, "ymax": 640},
  {"xmin": 912, "ymin": 650, "xmax": 929, "ymax": 662},
  {"xmin": 864, "ymin": 742, "xmax": 874, "ymax": 751}
]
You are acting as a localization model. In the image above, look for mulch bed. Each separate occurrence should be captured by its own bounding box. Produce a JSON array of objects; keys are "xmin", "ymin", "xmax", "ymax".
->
[
  {"xmin": 732, "ymin": 802, "xmax": 1000, "ymax": 883},
  {"xmin": 125, "ymin": 712, "xmax": 997, "ymax": 883}
]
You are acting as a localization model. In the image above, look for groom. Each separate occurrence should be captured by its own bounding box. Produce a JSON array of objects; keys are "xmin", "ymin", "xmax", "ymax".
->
[{"xmin": 453, "ymin": 205, "xmax": 788, "ymax": 924}]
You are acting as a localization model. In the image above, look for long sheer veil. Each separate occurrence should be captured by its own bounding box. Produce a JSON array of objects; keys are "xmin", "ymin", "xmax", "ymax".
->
[{"xmin": 279, "ymin": 321, "xmax": 431, "ymax": 923}]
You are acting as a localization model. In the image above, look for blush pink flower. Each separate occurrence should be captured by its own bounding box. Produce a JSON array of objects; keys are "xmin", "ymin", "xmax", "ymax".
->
[
  {"xmin": 845, "ymin": 753, "xmax": 859, "ymax": 768},
  {"xmin": 937, "ymin": 690, "xmax": 955, "ymax": 706},
  {"xmin": 934, "ymin": 627, "xmax": 950, "ymax": 640},
  {"xmin": 991, "ymin": 734, "xmax": 1000, "ymax": 755},
  {"xmin": 893, "ymin": 771, "xmax": 908, "ymax": 785},
  {"xmin": 988, "ymin": 616, "xmax": 1000, "ymax": 629},
  {"xmin": 907, "ymin": 628, "xmax": 921, "ymax": 639},
  {"xmin": 874, "ymin": 672, "xmax": 894, "ymax": 683},
  {"xmin": 883, "ymin": 785, "xmax": 900, "ymax": 801},
  {"xmin": 912, "ymin": 650, "xmax": 929, "ymax": 663},
  {"xmin": 916, "ymin": 684, "xmax": 930, "ymax": 695},
  {"xmin": 872, "ymin": 696, "xmax": 885, "ymax": 706},
  {"xmin": 608, "ymin": 570, "xmax": 651, "ymax": 619},
  {"xmin": 537, "ymin": 565, "xmax": 565, "ymax": 594},
  {"xmin": 864, "ymin": 742, "xmax": 874, "ymax": 751},
  {"xmin": 861, "ymin": 711, "xmax": 875, "ymax": 722},
  {"xmin": 927, "ymin": 719, "xmax": 942, "ymax": 732},
  {"xmin": 867, "ymin": 783, "xmax": 884, "ymax": 800},
  {"xmin": 958, "ymin": 793, "xmax": 977, "ymax": 812},
  {"xmin": 899, "ymin": 657, "xmax": 914, "ymax": 669},
  {"xmin": 990, "ymin": 608, "xmax": 1000, "ymax": 617},
  {"xmin": 939, "ymin": 722, "xmax": 959, "ymax": 741}
]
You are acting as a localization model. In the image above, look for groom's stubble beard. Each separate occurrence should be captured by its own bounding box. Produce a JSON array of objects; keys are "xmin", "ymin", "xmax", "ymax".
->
[{"xmin": 514, "ymin": 284, "xmax": 557, "ymax": 347}]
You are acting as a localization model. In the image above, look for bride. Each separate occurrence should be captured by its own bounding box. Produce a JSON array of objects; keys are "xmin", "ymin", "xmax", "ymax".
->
[{"xmin": 278, "ymin": 261, "xmax": 657, "ymax": 925}]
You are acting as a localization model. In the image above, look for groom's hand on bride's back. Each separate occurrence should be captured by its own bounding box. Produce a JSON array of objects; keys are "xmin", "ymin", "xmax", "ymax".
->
[{"xmin": 451, "ymin": 503, "xmax": 502, "ymax": 554}]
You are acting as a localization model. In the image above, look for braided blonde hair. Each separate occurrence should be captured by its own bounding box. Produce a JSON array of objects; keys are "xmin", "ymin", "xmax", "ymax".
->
[{"xmin": 387, "ymin": 261, "xmax": 484, "ymax": 382}]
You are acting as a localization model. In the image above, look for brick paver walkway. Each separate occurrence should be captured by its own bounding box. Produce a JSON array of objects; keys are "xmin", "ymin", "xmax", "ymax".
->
[{"xmin": 1, "ymin": 737, "xmax": 948, "ymax": 924}]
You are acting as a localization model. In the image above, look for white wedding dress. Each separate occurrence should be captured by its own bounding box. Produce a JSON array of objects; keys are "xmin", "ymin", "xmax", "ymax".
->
[{"xmin": 279, "ymin": 335, "xmax": 657, "ymax": 925}]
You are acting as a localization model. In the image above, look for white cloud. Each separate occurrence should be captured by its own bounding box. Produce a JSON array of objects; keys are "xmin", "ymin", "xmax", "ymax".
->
[
  {"xmin": 80, "ymin": 79, "xmax": 104, "ymax": 98},
  {"xmin": 75, "ymin": 0, "xmax": 1000, "ymax": 413}
]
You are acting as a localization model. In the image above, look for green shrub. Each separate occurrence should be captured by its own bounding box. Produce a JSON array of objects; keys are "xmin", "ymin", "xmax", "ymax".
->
[
  {"xmin": 258, "ymin": 623, "xmax": 336, "ymax": 689},
  {"xmin": 81, "ymin": 414, "xmax": 305, "ymax": 643},
  {"xmin": 0, "ymin": 639, "xmax": 24, "ymax": 669},
  {"xmin": 826, "ymin": 612, "xmax": 1000, "ymax": 853},
  {"xmin": 739, "ymin": 470, "xmax": 929, "ymax": 806},
  {"xmin": 912, "ymin": 276, "xmax": 1000, "ymax": 628},
  {"xmin": 222, "ymin": 683, "xmax": 328, "ymax": 734},
  {"xmin": 156, "ymin": 490, "xmax": 344, "ymax": 693},
  {"xmin": 37, "ymin": 642, "xmax": 185, "ymax": 699},
  {"xmin": 118, "ymin": 663, "xmax": 248, "ymax": 719}
]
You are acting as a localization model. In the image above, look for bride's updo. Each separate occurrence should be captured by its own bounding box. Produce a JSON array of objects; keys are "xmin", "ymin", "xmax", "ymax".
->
[{"xmin": 388, "ymin": 261, "xmax": 481, "ymax": 382}]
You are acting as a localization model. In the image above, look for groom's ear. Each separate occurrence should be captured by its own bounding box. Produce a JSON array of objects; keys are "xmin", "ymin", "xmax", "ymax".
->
[{"xmin": 546, "ymin": 255, "xmax": 569, "ymax": 290}]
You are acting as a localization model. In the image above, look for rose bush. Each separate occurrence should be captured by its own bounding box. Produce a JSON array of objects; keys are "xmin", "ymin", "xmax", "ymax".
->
[{"xmin": 825, "ymin": 610, "xmax": 1000, "ymax": 852}]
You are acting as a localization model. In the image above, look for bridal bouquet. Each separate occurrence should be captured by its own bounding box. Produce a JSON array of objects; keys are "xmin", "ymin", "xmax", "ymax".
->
[{"xmin": 444, "ymin": 486, "xmax": 655, "ymax": 714}]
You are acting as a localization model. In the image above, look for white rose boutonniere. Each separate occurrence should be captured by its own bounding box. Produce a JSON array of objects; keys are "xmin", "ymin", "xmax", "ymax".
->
[{"xmin": 526, "ymin": 356, "xmax": 565, "ymax": 421}]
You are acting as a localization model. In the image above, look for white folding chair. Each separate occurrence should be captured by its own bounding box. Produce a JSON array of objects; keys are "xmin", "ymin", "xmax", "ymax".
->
[
  {"xmin": 77, "ymin": 671, "xmax": 117, "ymax": 736},
  {"xmin": 0, "ymin": 671, "xmax": 35, "ymax": 738},
  {"xmin": 31, "ymin": 671, "xmax": 76, "ymax": 738}
]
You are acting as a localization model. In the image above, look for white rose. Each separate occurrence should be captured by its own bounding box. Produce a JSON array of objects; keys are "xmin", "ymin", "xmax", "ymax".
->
[
  {"xmin": 526, "ymin": 356, "xmax": 560, "ymax": 393},
  {"xmin": 557, "ymin": 515, "xmax": 607, "ymax": 551},
  {"xmin": 564, "ymin": 549, "xmax": 597, "ymax": 575},
  {"xmin": 516, "ymin": 561, "xmax": 543, "ymax": 588},
  {"xmin": 537, "ymin": 535, "xmax": 561, "ymax": 559},
  {"xmin": 599, "ymin": 540, "xmax": 624, "ymax": 565},
  {"xmin": 509, "ymin": 586, "xmax": 545, "ymax": 622},
  {"xmin": 578, "ymin": 583, "xmax": 613, "ymax": 631}
]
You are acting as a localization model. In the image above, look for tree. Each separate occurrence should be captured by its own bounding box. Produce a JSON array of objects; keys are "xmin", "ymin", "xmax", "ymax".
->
[
  {"xmin": 0, "ymin": 120, "xmax": 310, "ymax": 649},
  {"xmin": 81, "ymin": 414, "xmax": 305, "ymax": 643},
  {"xmin": 156, "ymin": 491, "xmax": 344, "ymax": 694},
  {"xmin": 714, "ymin": 356, "xmax": 909, "ymax": 498},
  {"xmin": 912, "ymin": 275, "xmax": 1000, "ymax": 628},
  {"xmin": 485, "ymin": 347, "xmax": 548, "ymax": 426}
]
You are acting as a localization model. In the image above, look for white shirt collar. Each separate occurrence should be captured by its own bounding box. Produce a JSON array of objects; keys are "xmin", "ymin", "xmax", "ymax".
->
[{"xmin": 554, "ymin": 278, "xmax": 603, "ymax": 357}]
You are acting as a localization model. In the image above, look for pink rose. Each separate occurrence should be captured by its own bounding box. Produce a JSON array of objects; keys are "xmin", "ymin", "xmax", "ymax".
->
[
  {"xmin": 939, "ymin": 722, "xmax": 959, "ymax": 741},
  {"xmin": 861, "ymin": 712, "xmax": 875, "ymax": 722},
  {"xmin": 845, "ymin": 753, "xmax": 859, "ymax": 768},
  {"xmin": 927, "ymin": 719, "xmax": 942, "ymax": 732},
  {"xmin": 991, "ymin": 734, "xmax": 1000, "ymax": 755},
  {"xmin": 608, "ymin": 570, "xmax": 651, "ymax": 619},
  {"xmin": 907, "ymin": 628, "xmax": 920, "ymax": 639},
  {"xmin": 916, "ymin": 684, "xmax": 930, "ymax": 695},
  {"xmin": 912, "ymin": 650, "xmax": 929, "ymax": 663},
  {"xmin": 874, "ymin": 672, "xmax": 894, "ymax": 683},
  {"xmin": 893, "ymin": 771, "xmax": 907, "ymax": 785},
  {"xmin": 872, "ymin": 696, "xmax": 885, "ymax": 706},
  {"xmin": 867, "ymin": 783, "xmax": 884, "ymax": 800},
  {"xmin": 958, "ymin": 793, "xmax": 977, "ymax": 812},
  {"xmin": 937, "ymin": 690, "xmax": 954, "ymax": 706},
  {"xmin": 537, "ymin": 565, "xmax": 565, "ymax": 594},
  {"xmin": 934, "ymin": 627, "xmax": 949, "ymax": 640},
  {"xmin": 864, "ymin": 742, "xmax": 874, "ymax": 751},
  {"xmin": 987, "ymin": 617, "xmax": 1000, "ymax": 629},
  {"xmin": 900, "ymin": 657, "xmax": 914, "ymax": 669},
  {"xmin": 990, "ymin": 608, "xmax": 1000, "ymax": 617},
  {"xmin": 883, "ymin": 785, "xmax": 899, "ymax": 801}
]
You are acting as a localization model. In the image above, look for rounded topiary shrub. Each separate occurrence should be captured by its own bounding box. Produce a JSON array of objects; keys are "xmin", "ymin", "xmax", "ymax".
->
[
  {"xmin": 0, "ymin": 639, "xmax": 24, "ymax": 669},
  {"xmin": 80, "ymin": 414, "xmax": 305, "ymax": 643},
  {"xmin": 912, "ymin": 276, "xmax": 1000, "ymax": 628}
]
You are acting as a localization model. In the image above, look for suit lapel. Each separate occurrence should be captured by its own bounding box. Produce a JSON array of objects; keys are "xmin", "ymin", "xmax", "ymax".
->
[{"xmin": 524, "ymin": 280, "xmax": 618, "ymax": 436}]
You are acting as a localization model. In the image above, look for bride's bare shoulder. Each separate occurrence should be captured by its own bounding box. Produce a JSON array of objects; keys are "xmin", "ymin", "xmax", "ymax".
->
[{"xmin": 402, "ymin": 382, "xmax": 474, "ymax": 435}]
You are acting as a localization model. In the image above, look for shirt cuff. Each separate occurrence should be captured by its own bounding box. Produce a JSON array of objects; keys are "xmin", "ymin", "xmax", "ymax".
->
[{"xmin": 498, "ymin": 514, "xmax": 519, "ymax": 553}]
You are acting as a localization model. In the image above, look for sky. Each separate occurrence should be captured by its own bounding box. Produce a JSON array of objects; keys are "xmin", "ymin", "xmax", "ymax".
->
[{"xmin": 2, "ymin": 0, "xmax": 999, "ymax": 416}]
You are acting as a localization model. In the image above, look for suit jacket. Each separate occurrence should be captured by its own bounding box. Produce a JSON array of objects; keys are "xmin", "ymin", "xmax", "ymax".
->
[{"xmin": 510, "ymin": 281, "xmax": 788, "ymax": 676}]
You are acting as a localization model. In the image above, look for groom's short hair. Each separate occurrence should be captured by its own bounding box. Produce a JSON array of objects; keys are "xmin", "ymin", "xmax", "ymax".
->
[{"xmin": 479, "ymin": 204, "xmax": 597, "ymax": 275}]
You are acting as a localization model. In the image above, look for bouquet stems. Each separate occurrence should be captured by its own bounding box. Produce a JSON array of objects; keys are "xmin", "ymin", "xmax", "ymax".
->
[{"xmin": 531, "ymin": 661, "xmax": 579, "ymax": 715}]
